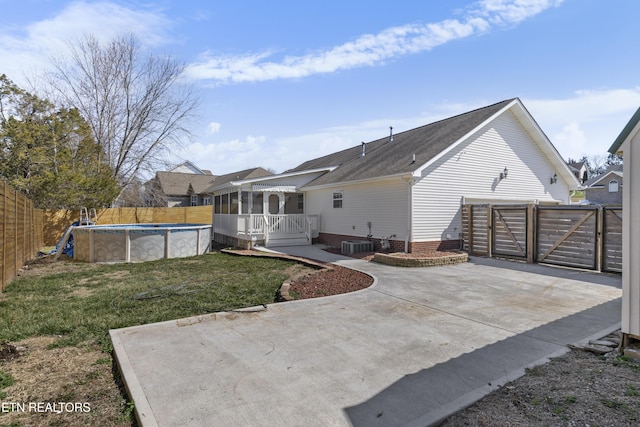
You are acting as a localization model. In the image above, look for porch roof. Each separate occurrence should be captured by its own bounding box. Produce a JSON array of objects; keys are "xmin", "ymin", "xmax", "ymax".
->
[
  {"xmin": 207, "ymin": 166, "xmax": 336, "ymax": 192},
  {"xmin": 251, "ymin": 184, "xmax": 298, "ymax": 192}
]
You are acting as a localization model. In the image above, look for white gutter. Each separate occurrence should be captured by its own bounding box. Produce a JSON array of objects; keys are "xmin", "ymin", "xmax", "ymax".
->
[{"xmin": 302, "ymin": 171, "xmax": 414, "ymax": 191}]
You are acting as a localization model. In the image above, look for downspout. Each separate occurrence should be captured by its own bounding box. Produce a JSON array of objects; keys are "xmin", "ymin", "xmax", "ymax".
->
[
  {"xmin": 248, "ymin": 189, "xmax": 253, "ymax": 246},
  {"xmin": 406, "ymin": 176, "xmax": 413, "ymax": 253}
]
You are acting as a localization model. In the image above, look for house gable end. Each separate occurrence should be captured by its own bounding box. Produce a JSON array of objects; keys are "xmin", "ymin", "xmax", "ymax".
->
[{"xmin": 301, "ymin": 99, "xmax": 518, "ymax": 188}]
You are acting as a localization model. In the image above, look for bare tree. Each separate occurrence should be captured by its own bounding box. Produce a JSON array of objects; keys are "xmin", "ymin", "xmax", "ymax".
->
[{"xmin": 48, "ymin": 34, "xmax": 199, "ymax": 203}]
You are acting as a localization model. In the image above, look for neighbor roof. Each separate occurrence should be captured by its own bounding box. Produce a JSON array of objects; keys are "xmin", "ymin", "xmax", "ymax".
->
[
  {"xmin": 156, "ymin": 172, "xmax": 218, "ymax": 195},
  {"xmin": 583, "ymin": 164, "xmax": 623, "ymax": 188},
  {"xmin": 289, "ymin": 99, "xmax": 515, "ymax": 188},
  {"xmin": 157, "ymin": 167, "xmax": 272, "ymax": 196}
]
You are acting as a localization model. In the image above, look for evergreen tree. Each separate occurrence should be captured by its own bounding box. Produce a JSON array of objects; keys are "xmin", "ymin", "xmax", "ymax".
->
[{"xmin": 0, "ymin": 74, "xmax": 119, "ymax": 208}]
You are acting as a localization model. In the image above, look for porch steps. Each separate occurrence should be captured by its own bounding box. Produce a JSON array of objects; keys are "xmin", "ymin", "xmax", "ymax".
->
[{"xmin": 266, "ymin": 236, "xmax": 310, "ymax": 247}]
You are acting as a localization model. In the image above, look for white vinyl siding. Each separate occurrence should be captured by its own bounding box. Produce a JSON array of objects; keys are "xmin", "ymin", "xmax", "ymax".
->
[
  {"xmin": 306, "ymin": 178, "xmax": 409, "ymax": 240},
  {"xmin": 411, "ymin": 110, "xmax": 570, "ymax": 242},
  {"xmin": 622, "ymin": 129, "xmax": 640, "ymax": 336}
]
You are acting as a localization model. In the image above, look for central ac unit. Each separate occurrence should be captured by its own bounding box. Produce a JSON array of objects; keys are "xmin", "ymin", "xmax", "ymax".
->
[{"xmin": 341, "ymin": 240, "xmax": 373, "ymax": 254}]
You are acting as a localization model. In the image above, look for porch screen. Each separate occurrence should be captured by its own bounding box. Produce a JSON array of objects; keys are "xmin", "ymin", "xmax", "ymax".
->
[
  {"xmin": 253, "ymin": 193, "xmax": 263, "ymax": 214},
  {"xmin": 241, "ymin": 192, "xmax": 249, "ymax": 214}
]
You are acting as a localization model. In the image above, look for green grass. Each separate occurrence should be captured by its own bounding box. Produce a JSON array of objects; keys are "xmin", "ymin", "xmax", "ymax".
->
[
  {"xmin": 0, "ymin": 252, "xmax": 293, "ymax": 348},
  {"xmin": 0, "ymin": 370, "xmax": 15, "ymax": 399}
]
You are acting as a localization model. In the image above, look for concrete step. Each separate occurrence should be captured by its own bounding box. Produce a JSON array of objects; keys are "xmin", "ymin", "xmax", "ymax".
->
[{"xmin": 266, "ymin": 237, "xmax": 310, "ymax": 247}]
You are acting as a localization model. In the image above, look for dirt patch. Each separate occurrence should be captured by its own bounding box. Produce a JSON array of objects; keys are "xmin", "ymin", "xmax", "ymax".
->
[
  {"xmin": 0, "ymin": 343, "xmax": 22, "ymax": 362},
  {"xmin": 0, "ymin": 337, "xmax": 130, "ymax": 426},
  {"xmin": 281, "ymin": 263, "xmax": 317, "ymax": 281},
  {"xmin": 440, "ymin": 331, "xmax": 640, "ymax": 426},
  {"xmin": 18, "ymin": 255, "xmax": 100, "ymax": 279}
]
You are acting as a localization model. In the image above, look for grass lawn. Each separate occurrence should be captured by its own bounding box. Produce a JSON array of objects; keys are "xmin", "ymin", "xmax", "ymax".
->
[{"xmin": 0, "ymin": 250, "xmax": 305, "ymax": 426}]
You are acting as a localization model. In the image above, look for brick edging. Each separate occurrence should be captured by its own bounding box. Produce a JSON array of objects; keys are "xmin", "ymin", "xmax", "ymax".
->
[{"xmin": 372, "ymin": 252, "xmax": 468, "ymax": 267}]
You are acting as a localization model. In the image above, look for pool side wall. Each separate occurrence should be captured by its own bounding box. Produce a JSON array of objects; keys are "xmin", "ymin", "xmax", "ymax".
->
[{"xmin": 74, "ymin": 224, "xmax": 212, "ymax": 263}]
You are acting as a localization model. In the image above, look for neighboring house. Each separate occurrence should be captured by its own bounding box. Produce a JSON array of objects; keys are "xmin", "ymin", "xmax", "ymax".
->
[
  {"xmin": 609, "ymin": 106, "xmax": 640, "ymax": 339},
  {"xmin": 145, "ymin": 161, "xmax": 272, "ymax": 207},
  {"xmin": 568, "ymin": 161, "xmax": 590, "ymax": 184},
  {"xmin": 582, "ymin": 165, "xmax": 623, "ymax": 205},
  {"xmin": 169, "ymin": 160, "xmax": 213, "ymax": 175},
  {"xmin": 210, "ymin": 98, "xmax": 580, "ymax": 251}
]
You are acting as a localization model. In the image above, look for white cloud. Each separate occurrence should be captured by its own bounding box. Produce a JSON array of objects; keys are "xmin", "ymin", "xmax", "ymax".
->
[
  {"xmin": 551, "ymin": 122, "xmax": 587, "ymax": 157},
  {"xmin": 178, "ymin": 136, "xmax": 269, "ymax": 174},
  {"xmin": 207, "ymin": 122, "xmax": 221, "ymax": 134},
  {"xmin": 184, "ymin": 0, "xmax": 563, "ymax": 84},
  {"xmin": 524, "ymin": 88, "xmax": 640, "ymax": 159},
  {"xmin": 0, "ymin": 1, "xmax": 173, "ymax": 84}
]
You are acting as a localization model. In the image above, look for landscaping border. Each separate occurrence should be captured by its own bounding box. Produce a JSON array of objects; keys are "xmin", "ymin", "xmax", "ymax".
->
[{"xmin": 372, "ymin": 251, "xmax": 468, "ymax": 267}]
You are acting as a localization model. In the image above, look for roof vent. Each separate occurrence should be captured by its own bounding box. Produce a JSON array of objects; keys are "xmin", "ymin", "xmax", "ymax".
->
[
  {"xmin": 361, "ymin": 142, "xmax": 365, "ymax": 157},
  {"xmin": 389, "ymin": 126, "xmax": 393, "ymax": 143}
]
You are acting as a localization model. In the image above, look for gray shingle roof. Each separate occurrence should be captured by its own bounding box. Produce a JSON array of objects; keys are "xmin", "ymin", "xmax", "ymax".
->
[
  {"xmin": 290, "ymin": 99, "xmax": 515, "ymax": 188},
  {"xmin": 158, "ymin": 167, "xmax": 273, "ymax": 195},
  {"xmin": 156, "ymin": 172, "xmax": 218, "ymax": 195},
  {"xmin": 203, "ymin": 167, "xmax": 273, "ymax": 193}
]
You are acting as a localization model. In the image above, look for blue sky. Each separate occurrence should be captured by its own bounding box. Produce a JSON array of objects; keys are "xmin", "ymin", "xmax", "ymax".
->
[{"xmin": 1, "ymin": 0, "xmax": 639, "ymax": 175}]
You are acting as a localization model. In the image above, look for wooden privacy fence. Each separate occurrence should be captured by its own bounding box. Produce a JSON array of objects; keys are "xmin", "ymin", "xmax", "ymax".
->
[
  {"xmin": 43, "ymin": 206, "xmax": 214, "ymax": 246},
  {"xmin": 1, "ymin": 180, "xmax": 44, "ymax": 291},
  {"xmin": 461, "ymin": 204, "xmax": 622, "ymax": 272}
]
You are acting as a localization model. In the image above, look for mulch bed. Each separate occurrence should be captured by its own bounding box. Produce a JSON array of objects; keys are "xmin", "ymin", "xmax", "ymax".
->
[{"xmin": 288, "ymin": 265, "xmax": 373, "ymax": 299}]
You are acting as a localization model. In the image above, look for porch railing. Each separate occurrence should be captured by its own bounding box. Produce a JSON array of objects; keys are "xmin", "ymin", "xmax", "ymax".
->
[{"xmin": 232, "ymin": 214, "xmax": 319, "ymax": 245}]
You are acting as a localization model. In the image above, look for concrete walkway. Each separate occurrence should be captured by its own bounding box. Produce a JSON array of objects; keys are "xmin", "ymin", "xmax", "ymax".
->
[{"xmin": 110, "ymin": 246, "xmax": 622, "ymax": 427}]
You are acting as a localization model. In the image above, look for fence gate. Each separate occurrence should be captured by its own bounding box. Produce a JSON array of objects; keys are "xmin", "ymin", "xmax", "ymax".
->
[
  {"xmin": 491, "ymin": 206, "xmax": 528, "ymax": 259},
  {"xmin": 536, "ymin": 206, "xmax": 599, "ymax": 270}
]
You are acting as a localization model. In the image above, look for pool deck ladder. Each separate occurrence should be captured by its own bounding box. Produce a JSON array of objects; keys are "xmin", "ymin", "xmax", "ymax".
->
[
  {"xmin": 53, "ymin": 207, "xmax": 96, "ymax": 260},
  {"xmin": 79, "ymin": 207, "xmax": 97, "ymax": 226}
]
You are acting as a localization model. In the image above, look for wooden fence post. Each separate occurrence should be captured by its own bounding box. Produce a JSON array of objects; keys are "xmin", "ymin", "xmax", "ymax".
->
[
  {"xmin": 487, "ymin": 204, "xmax": 492, "ymax": 258},
  {"xmin": 526, "ymin": 204, "xmax": 535, "ymax": 263},
  {"xmin": 596, "ymin": 206, "xmax": 603, "ymax": 272},
  {"xmin": 468, "ymin": 205, "xmax": 474, "ymax": 255}
]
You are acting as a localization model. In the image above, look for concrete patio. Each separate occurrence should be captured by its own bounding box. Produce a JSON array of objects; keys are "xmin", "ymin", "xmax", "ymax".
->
[{"xmin": 110, "ymin": 247, "xmax": 622, "ymax": 427}]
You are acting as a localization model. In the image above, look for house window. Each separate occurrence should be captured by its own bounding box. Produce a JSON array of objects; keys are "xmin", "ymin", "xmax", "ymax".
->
[
  {"xmin": 191, "ymin": 195, "xmax": 198, "ymax": 206},
  {"xmin": 203, "ymin": 197, "xmax": 211, "ymax": 206},
  {"xmin": 333, "ymin": 191, "xmax": 343, "ymax": 209},
  {"xmin": 609, "ymin": 180, "xmax": 619, "ymax": 193}
]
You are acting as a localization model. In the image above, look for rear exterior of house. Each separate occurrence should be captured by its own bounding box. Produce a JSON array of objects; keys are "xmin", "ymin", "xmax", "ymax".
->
[
  {"xmin": 303, "ymin": 105, "xmax": 573, "ymax": 252},
  {"xmin": 211, "ymin": 98, "xmax": 578, "ymax": 252}
]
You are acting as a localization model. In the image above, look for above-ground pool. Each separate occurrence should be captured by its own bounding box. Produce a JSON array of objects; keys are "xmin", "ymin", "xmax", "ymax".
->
[{"xmin": 73, "ymin": 224, "xmax": 212, "ymax": 263}]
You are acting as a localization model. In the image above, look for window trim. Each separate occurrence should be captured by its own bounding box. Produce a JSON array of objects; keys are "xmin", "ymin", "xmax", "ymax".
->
[
  {"xmin": 332, "ymin": 191, "xmax": 343, "ymax": 209},
  {"xmin": 608, "ymin": 179, "xmax": 619, "ymax": 193}
]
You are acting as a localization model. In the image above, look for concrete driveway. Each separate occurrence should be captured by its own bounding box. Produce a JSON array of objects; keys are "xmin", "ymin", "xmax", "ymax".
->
[{"xmin": 110, "ymin": 246, "xmax": 621, "ymax": 427}]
